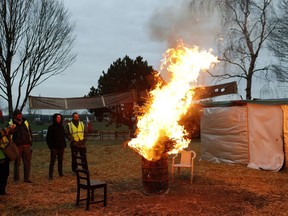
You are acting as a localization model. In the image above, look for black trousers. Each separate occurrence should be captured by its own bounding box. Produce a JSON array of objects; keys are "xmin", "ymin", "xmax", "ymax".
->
[
  {"xmin": 14, "ymin": 145, "xmax": 32, "ymax": 182},
  {"xmin": 71, "ymin": 146, "xmax": 86, "ymax": 172},
  {"xmin": 49, "ymin": 148, "xmax": 65, "ymax": 178},
  {"xmin": 0, "ymin": 158, "xmax": 10, "ymax": 194}
]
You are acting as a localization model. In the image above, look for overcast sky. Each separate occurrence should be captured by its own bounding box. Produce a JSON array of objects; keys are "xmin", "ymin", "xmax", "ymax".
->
[
  {"xmin": 2, "ymin": 0, "xmax": 284, "ymax": 114},
  {"xmin": 32, "ymin": 0, "xmax": 174, "ymax": 98},
  {"xmin": 31, "ymin": 0, "xmax": 225, "ymax": 99},
  {"xmin": 31, "ymin": 0, "xmax": 284, "ymax": 104}
]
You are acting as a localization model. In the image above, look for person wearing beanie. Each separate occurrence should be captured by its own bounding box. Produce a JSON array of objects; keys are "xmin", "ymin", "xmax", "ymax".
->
[
  {"xmin": 46, "ymin": 113, "xmax": 66, "ymax": 180},
  {"xmin": 10, "ymin": 109, "xmax": 33, "ymax": 183}
]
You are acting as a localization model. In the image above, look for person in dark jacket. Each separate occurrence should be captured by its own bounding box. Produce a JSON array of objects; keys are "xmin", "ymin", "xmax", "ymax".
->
[
  {"xmin": 46, "ymin": 113, "xmax": 66, "ymax": 180},
  {"xmin": 10, "ymin": 109, "xmax": 33, "ymax": 183},
  {"xmin": 0, "ymin": 124, "xmax": 16, "ymax": 195}
]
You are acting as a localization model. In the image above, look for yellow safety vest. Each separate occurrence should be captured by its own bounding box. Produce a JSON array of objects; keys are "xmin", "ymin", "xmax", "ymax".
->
[
  {"xmin": 68, "ymin": 121, "xmax": 84, "ymax": 141},
  {"xmin": 0, "ymin": 135, "xmax": 9, "ymax": 149},
  {"xmin": 9, "ymin": 119, "xmax": 31, "ymax": 141}
]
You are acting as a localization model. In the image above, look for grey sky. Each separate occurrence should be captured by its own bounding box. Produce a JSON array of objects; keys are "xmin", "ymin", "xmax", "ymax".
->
[
  {"xmin": 31, "ymin": 0, "xmax": 229, "ymax": 99},
  {"xmin": 32, "ymin": 0, "xmax": 175, "ymax": 98},
  {"xmin": 29, "ymin": 0, "xmax": 285, "ymax": 102}
]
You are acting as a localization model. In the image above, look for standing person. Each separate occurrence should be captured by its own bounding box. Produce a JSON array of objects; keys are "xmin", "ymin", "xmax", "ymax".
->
[
  {"xmin": 46, "ymin": 113, "xmax": 66, "ymax": 180},
  {"xmin": 65, "ymin": 112, "xmax": 87, "ymax": 174},
  {"xmin": 10, "ymin": 109, "xmax": 33, "ymax": 183},
  {"xmin": 0, "ymin": 124, "xmax": 16, "ymax": 195}
]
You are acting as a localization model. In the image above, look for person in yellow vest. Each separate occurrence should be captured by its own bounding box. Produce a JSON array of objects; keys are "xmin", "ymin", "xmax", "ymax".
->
[
  {"xmin": 0, "ymin": 124, "xmax": 16, "ymax": 195},
  {"xmin": 65, "ymin": 112, "xmax": 87, "ymax": 174},
  {"xmin": 10, "ymin": 109, "xmax": 33, "ymax": 183}
]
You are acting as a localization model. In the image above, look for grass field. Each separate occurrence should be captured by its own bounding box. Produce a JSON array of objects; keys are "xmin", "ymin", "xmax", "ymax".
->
[{"xmin": 1, "ymin": 138, "xmax": 288, "ymax": 215}]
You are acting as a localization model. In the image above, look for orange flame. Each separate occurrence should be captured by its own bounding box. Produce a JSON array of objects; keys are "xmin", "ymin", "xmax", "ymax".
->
[{"xmin": 128, "ymin": 42, "xmax": 218, "ymax": 161}]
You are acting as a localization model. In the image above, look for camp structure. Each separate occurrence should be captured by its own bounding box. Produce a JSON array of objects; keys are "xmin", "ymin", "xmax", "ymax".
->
[
  {"xmin": 200, "ymin": 99, "xmax": 288, "ymax": 172},
  {"xmin": 29, "ymin": 82, "xmax": 238, "ymax": 110}
]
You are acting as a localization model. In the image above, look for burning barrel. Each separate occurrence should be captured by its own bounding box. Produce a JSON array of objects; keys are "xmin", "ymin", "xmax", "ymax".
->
[{"xmin": 141, "ymin": 153, "xmax": 169, "ymax": 195}]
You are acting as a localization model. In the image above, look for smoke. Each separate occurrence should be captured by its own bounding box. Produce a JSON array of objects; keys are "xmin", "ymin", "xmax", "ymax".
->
[
  {"xmin": 146, "ymin": 1, "xmax": 222, "ymax": 84},
  {"xmin": 146, "ymin": 1, "xmax": 221, "ymax": 50}
]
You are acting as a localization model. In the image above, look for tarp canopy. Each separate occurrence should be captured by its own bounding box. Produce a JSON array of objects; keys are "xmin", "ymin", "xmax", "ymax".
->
[
  {"xmin": 201, "ymin": 101, "xmax": 288, "ymax": 172},
  {"xmin": 29, "ymin": 90, "xmax": 137, "ymax": 110},
  {"xmin": 193, "ymin": 81, "xmax": 237, "ymax": 100},
  {"xmin": 29, "ymin": 82, "xmax": 238, "ymax": 110}
]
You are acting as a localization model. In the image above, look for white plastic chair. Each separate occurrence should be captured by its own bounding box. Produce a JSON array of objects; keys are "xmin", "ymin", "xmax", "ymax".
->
[{"xmin": 172, "ymin": 150, "xmax": 196, "ymax": 183}]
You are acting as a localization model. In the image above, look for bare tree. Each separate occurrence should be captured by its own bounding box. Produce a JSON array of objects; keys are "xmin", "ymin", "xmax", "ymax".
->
[
  {"xmin": 189, "ymin": 0, "xmax": 278, "ymax": 100},
  {"xmin": 216, "ymin": 0, "xmax": 279, "ymax": 100},
  {"xmin": 268, "ymin": 0, "xmax": 288, "ymax": 82},
  {"xmin": 0, "ymin": 0, "xmax": 76, "ymax": 116}
]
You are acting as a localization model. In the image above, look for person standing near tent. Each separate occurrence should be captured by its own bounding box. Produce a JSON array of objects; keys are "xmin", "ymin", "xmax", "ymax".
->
[
  {"xmin": 46, "ymin": 113, "xmax": 66, "ymax": 180},
  {"xmin": 0, "ymin": 124, "xmax": 16, "ymax": 195},
  {"xmin": 10, "ymin": 109, "xmax": 33, "ymax": 183},
  {"xmin": 65, "ymin": 112, "xmax": 87, "ymax": 174}
]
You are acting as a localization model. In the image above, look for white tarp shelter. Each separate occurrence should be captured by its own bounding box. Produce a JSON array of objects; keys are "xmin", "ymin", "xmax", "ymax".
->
[{"xmin": 200, "ymin": 99, "xmax": 288, "ymax": 172}]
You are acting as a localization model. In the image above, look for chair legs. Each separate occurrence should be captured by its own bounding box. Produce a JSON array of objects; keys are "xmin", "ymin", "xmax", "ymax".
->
[
  {"xmin": 86, "ymin": 189, "xmax": 91, "ymax": 210},
  {"xmin": 76, "ymin": 187, "xmax": 80, "ymax": 206},
  {"xmin": 172, "ymin": 167, "xmax": 194, "ymax": 184},
  {"xmin": 103, "ymin": 184, "xmax": 107, "ymax": 207},
  {"xmin": 171, "ymin": 165, "xmax": 174, "ymax": 183},
  {"xmin": 190, "ymin": 160, "xmax": 194, "ymax": 183},
  {"xmin": 76, "ymin": 187, "xmax": 107, "ymax": 210}
]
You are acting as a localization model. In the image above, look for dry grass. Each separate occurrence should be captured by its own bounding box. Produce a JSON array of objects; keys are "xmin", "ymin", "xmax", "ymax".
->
[{"xmin": 1, "ymin": 139, "xmax": 288, "ymax": 216}]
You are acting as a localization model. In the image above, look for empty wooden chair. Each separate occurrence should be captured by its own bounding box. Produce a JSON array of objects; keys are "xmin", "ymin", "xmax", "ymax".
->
[
  {"xmin": 75, "ymin": 154, "xmax": 107, "ymax": 210},
  {"xmin": 171, "ymin": 150, "xmax": 196, "ymax": 184}
]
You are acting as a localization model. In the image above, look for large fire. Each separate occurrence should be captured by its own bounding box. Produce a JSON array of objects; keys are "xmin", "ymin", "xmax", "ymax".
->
[{"xmin": 128, "ymin": 42, "xmax": 218, "ymax": 161}]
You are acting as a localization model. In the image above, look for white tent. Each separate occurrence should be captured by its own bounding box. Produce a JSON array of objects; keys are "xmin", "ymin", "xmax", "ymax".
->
[{"xmin": 200, "ymin": 100, "xmax": 288, "ymax": 172}]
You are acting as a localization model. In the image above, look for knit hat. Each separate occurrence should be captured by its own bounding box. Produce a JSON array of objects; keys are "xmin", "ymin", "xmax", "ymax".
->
[{"xmin": 13, "ymin": 109, "xmax": 22, "ymax": 116}]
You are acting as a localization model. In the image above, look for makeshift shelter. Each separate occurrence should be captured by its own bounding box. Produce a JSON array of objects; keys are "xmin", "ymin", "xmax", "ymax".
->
[
  {"xmin": 200, "ymin": 99, "xmax": 288, "ymax": 172},
  {"xmin": 29, "ymin": 82, "xmax": 238, "ymax": 110},
  {"xmin": 29, "ymin": 90, "xmax": 138, "ymax": 110}
]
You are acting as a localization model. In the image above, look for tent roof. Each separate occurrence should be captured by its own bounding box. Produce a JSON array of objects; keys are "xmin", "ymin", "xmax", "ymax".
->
[
  {"xmin": 29, "ymin": 82, "xmax": 238, "ymax": 110},
  {"xmin": 200, "ymin": 98, "xmax": 288, "ymax": 107},
  {"xmin": 29, "ymin": 90, "xmax": 137, "ymax": 110}
]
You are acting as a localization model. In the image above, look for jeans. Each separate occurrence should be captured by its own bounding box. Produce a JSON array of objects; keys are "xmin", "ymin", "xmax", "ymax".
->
[{"xmin": 14, "ymin": 145, "xmax": 32, "ymax": 181}]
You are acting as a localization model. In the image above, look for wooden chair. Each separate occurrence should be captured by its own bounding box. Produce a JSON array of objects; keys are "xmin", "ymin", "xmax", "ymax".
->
[
  {"xmin": 75, "ymin": 153, "xmax": 89, "ymax": 170},
  {"xmin": 75, "ymin": 154, "xmax": 107, "ymax": 210},
  {"xmin": 171, "ymin": 150, "xmax": 196, "ymax": 184}
]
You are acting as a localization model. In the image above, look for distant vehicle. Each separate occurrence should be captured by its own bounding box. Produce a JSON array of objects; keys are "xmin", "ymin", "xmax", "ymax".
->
[
  {"xmin": 32, "ymin": 129, "xmax": 47, "ymax": 142},
  {"xmin": 42, "ymin": 129, "xmax": 48, "ymax": 137},
  {"xmin": 33, "ymin": 130, "xmax": 47, "ymax": 138}
]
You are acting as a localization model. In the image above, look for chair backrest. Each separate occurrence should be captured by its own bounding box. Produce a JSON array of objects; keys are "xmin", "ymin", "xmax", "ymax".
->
[
  {"xmin": 75, "ymin": 154, "xmax": 88, "ymax": 170},
  {"xmin": 180, "ymin": 150, "xmax": 192, "ymax": 166},
  {"xmin": 76, "ymin": 168, "xmax": 91, "ymax": 187}
]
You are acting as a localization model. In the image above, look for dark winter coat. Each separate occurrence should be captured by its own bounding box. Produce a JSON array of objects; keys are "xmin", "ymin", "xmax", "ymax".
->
[
  {"xmin": 46, "ymin": 114, "xmax": 66, "ymax": 149},
  {"xmin": 11, "ymin": 117, "xmax": 32, "ymax": 146}
]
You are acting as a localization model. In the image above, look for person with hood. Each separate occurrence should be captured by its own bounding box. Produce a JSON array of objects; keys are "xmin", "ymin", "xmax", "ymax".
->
[
  {"xmin": 10, "ymin": 109, "xmax": 33, "ymax": 183},
  {"xmin": 0, "ymin": 124, "xmax": 16, "ymax": 195},
  {"xmin": 46, "ymin": 113, "xmax": 66, "ymax": 180},
  {"xmin": 65, "ymin": 112, "xmax": 87, "ymax": 174}
]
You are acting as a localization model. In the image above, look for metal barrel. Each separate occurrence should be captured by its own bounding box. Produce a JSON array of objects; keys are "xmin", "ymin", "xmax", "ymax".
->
[{"xmin": 141, "ymin": 153, "xmax": 169, "ymax": 195}]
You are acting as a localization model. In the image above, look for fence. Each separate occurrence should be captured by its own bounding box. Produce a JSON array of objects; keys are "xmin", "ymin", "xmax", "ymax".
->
[
  {"xmin": 32, "ymin": 130, "xmax": 131, "ymax": 142},
  {"xmin": 86, "ymin": 130, "xmax": 131, "ymax": 141}
]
